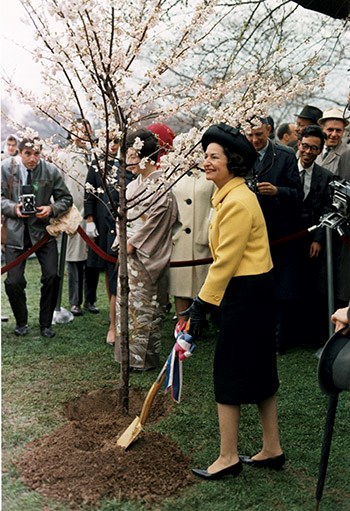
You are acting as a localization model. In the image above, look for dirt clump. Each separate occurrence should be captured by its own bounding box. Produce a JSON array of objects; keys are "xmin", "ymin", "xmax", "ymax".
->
[{"xmin": 17, "ymin": 388, "xmax": 194, "ymax": 508}]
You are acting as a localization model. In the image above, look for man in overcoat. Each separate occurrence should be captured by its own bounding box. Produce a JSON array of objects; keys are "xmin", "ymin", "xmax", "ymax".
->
[
  {"xmin": 247, "ymin": 118, "xmax": 303, "ymax": 354},
  {"xmin": 316, "ymin": 108, "xmax": 349, "ymax": 173}
]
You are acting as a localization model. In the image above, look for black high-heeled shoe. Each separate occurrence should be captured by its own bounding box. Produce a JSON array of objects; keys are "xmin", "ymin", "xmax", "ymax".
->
[
  {"xmin": 192, "ymin": 460, "xmax": 243, "ymax": 480},
  {"xmin": 239, "ymin": 453, "xmax": 285, "ymax": 470}
]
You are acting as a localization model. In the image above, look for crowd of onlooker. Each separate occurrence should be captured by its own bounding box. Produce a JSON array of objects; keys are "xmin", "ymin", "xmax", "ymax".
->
[{"xmin": 1, "ymin": 102, "xmax": 349, "ymax": 362}]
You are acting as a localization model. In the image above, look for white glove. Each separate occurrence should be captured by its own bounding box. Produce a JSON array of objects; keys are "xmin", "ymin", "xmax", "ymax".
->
[{"xmin": 86, "ymin": 221, "xmax": 99, "ymax": 238}]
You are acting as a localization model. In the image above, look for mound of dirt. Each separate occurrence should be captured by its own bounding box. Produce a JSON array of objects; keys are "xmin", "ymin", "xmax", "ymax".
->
[{"xmin": 17, "ymin": 388, "xmax": 194, "ymax": 508}]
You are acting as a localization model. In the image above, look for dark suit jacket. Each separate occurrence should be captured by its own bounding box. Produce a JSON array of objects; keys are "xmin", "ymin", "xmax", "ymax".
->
[
  {"xmin": 300, "ymin": 163, "xmax": 334, "ymax": 246},
  {"xmin": 252, "ymin": 141, "xmax": 303, "ymax": 241}
]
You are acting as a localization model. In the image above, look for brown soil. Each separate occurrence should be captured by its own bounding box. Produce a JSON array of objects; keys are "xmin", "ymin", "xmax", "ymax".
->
[{"xmin": 17, "ymin": 388, "xmax": 194, "ymax": 509}]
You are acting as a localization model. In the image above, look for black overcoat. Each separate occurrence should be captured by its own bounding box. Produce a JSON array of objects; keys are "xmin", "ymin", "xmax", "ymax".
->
[{"xmin": 251, "ymin": 142, "xmax": 303, "ymax": 300}]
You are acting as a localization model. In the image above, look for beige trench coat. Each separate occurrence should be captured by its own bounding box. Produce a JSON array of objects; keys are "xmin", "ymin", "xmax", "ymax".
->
[
  {"xmin": 58, "ymin": 147, "xmax": 89, "ymax": 262},
  {"xmin": 169, "ymin": 172, "xmax": 214, "ymax": 298},
  {"xmin": 316, "ymin": 141, "xmax": 348, "ymax": 174}
]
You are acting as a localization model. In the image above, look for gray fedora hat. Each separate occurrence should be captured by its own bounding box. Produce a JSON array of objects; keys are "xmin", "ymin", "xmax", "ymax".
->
[
  {"xmin": 318, "ymin": 328, "xmax": 350, "ymax": 395},
  {"xmin": 317, "ymin": 107, "xmax": 349, "ymax": 127},
  {"xmin": 295, "ymin": 105, "xmax": 323, "ymax": 123}
]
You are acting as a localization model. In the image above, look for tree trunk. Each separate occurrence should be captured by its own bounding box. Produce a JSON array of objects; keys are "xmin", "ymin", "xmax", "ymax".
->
[{"xmin": 117, "ymin": 147, "xmax": 130, "ymax": 414}]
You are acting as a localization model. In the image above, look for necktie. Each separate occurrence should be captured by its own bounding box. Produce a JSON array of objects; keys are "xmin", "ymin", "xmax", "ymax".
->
[
  {"xmin": 26, "ymin": 169, "xmax": 32, "ymax": 185},
  {"xmin": 300, "ymin": 169, "xmax": 305, "ymax": 187},
  {"xmin": 323, "ymin": 147, "xmax": 331, "ymax": 160}
]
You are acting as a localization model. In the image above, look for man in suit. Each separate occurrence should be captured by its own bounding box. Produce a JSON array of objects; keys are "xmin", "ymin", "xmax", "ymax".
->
[
  {"xmin": 246, "ymin": 118, "xmax": 303, "ymax": 355},
  {"xmin": 297, "ymin": 125, "xmax": 334, "ymax": 346},
  {"xmin": 298, "ymin": 125, "xmax": 333, "ymax": 249},
  {"xmin": 316, "ymin": 108, "xmax": 349, "ymax": 173}
]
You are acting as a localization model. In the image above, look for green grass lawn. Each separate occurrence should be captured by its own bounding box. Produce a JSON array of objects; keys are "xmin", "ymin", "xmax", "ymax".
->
[{"xmin": 2, "ymin": 258, "xmax": 350, "ymax": 511}]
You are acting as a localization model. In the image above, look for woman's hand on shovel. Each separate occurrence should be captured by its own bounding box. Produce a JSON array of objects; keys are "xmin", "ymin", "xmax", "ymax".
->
[{"xmin": 179, "ymin": 296, "xmax": 209, "ymax": 340}]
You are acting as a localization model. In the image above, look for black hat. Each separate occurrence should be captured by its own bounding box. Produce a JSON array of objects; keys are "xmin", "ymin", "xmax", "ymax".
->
[
  {"xmin": 295, "ymin": 105, "xmax": 323, "ymax": 123},
  {"xmin": 318, "ymin": 328, "xmax": 350, "ymax": 395},
  {"xmin": 201, "ymin": 123, "xmax": 257, "ymax": 171}
]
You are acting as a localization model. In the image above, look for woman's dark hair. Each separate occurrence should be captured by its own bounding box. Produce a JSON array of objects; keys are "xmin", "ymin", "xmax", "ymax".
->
[
  {"xmin": 221, "ymin": 144, "xmax": 247, "ymax": 177},
  {"xmin": 126, "ymin": 128, "xmax": 159, "ymax": 161}
]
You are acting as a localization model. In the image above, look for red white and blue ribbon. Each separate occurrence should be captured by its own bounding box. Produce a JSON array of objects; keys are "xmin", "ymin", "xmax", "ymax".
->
[{"xmin": 164, "ymin": 320, "xmax": 196, "ymax": 403}]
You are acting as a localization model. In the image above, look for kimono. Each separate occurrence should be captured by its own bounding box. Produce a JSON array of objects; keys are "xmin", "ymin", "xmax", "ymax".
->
[{"xmin": 115, "ymin": 170, "xmax": 178, "ymax": 370}]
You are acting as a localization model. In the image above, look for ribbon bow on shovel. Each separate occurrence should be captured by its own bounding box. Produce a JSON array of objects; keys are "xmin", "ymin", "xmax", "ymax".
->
[
  {"xmin": 117, "ymin": 320, "xmax": 196, "ymax": 449},
  {"xmin": 164, "ymin": 321, "xmax": 196, "ymax": 403}
]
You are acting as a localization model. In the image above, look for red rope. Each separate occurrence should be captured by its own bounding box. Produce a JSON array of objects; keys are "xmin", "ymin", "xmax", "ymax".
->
[
  {"xmin": 1, "ymin": 225, "xmax": 311, "ymax": 276},
  {"xmin": 77, "ymin": 226, "xmax": 118, "ymax": 264},
  {"xmin": 1, "ymin": 233, "xmax": 51, "ymax": 275}
]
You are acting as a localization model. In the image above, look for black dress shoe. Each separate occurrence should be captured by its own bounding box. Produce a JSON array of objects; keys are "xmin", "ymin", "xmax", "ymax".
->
[
  {"xmin": 239, "ymin": 453, "xmax": 285, "ymax": 470},
  {"xmin": 84, "ymin": 303, "xmax": 99, "ymax": 314},
  {"xmin": 14, "ymin": 325, "xmax": 28, "ymax": 337},
  {"xmin": 192, "ymin": 461, "xmax": 242, "ymax": 480},
  {"xmin": 70, "ymin": 305, "xmax": 83, "ymax": 316},
  {"xmin": 41, "ymin": 327, "xmax": 56, "ymax": 338}
]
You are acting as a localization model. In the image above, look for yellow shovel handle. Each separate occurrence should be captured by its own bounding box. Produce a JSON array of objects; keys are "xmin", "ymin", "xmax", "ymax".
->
[{"xmin": 139, "ymin": 365, "xmax": 167, "ymax": 426}]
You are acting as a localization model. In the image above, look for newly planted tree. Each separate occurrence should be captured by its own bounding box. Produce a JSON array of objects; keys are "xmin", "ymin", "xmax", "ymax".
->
[{"xmin": 3, "ymin": 0, "xmax": 347, "ymax": 410}]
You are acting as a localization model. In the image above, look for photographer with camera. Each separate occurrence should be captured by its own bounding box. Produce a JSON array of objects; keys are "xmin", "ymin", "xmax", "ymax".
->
[{"xmin": 1, "ymin": 136, "xmax": 73, "ymax": 338}]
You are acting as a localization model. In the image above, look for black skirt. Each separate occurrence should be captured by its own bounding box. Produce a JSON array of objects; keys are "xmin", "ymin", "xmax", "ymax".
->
[{"xmin": 214, "ymin": 270, "xmax": 279, "ymax": 405}]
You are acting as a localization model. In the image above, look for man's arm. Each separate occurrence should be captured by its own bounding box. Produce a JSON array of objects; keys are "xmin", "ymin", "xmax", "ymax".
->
[
  {"xmin": 272, "ymin": 151, "xmax": 304, "ymax": 205},
  {"xmin": 1, "ymin": 162, "xmax": 19, "ymax": 218},
  {"xmin": 50, "ymin": 168, "xmax": 73, "ymax": 217}
]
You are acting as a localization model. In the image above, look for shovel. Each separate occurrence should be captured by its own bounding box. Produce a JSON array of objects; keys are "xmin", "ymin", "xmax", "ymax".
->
[
  {"xmin": 117, "ymin": 320, "xmax": 193, "ymax": 449},
  {"xmin": 117, "ymin": 361, "xmax": 167, "ymax": 449}
]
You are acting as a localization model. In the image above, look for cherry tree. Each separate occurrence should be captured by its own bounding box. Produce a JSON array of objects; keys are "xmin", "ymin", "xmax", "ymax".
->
[{"xmin": 3, "ymin": 0, "xmax": 348, "ymax": 411}]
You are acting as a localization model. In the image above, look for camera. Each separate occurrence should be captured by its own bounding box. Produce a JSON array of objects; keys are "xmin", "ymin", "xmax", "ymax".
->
[
  {"xmin": 331, "ymin": 179, "xmax": 350, "ymax": 217},
  {"xmin": 19, "ymin": 185, "xmax": 37, "ymax": 215},
  {"xmin": 319, "ymin": 179, "xmax": 350, "ymax": 235},
  {"xmin": 245, "ymin": 175, "xmax": 259, "ymax": 194}
]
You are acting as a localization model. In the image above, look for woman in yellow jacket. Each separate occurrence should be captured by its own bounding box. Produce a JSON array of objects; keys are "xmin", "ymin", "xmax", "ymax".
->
[{"xmin": 185, "ymin": 123, "xmax": 284, "ymax": 480}]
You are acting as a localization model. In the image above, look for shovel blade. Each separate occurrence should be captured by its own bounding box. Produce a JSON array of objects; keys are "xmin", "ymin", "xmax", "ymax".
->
[{"xmin": 117, "ymin": 416, "xmax": 144, "ymax": 449}]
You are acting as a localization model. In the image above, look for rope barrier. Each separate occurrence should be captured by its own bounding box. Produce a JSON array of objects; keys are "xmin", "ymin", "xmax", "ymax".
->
[
  {"xmin": 1, "ymin": 224, "xmax": 312, "ymax": 276},
  {"xmin": 1, "ymin": 233, "xmax": 51, "ymax": 275},
  {"xmin": 77, "ymin": 226, "xmax": 118, "ymax": 264}
]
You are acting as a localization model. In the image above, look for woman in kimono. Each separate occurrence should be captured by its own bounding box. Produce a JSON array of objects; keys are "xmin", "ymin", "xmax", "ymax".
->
[{"xmin": 115, "ymin": 128, "xmax": 178, "ymax": 370}]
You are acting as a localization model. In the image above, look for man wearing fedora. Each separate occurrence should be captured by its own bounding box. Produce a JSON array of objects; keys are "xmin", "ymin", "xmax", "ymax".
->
[
  {"xmin": 316, "ymin": 108, "xmax": 349, "ymax": 173},
  {"xmin": 295, "ymin": 105, "xmax": 323, "ymax": 138}
]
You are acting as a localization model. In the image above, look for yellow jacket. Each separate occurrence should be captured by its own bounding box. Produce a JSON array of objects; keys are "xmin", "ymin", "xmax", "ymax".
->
[{"xmin": 199, "ymin": 177, "xmax": 273, "ymax": 306}]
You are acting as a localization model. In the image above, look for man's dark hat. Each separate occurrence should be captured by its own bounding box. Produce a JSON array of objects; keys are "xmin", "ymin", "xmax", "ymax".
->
[
  {"xmin": 318, "ymin": 328, "xmax": 350, "ymax": 395},
  {"xmin": 201, "ymin": 123, "xmax": 257, "ymax": 171},
  {"xmin": 295, "ymin": 105, "xmax": 323, "ymax": 123}
]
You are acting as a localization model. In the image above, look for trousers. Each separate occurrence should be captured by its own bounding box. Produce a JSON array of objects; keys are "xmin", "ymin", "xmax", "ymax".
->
[
  {"xmin": 67, "ymin": 261, "xmax": 100, "ymax": 306},
  {"xmin": 4, "ymin": 226, "xmax": 59, "ymax": 328}
]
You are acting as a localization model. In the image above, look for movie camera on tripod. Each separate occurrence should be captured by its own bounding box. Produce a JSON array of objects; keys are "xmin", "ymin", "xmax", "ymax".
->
[{"xmin": 318, "ymin": 179, "xmax": 350, "ymax": 236}]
